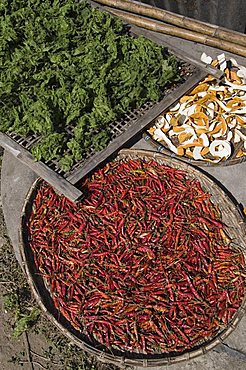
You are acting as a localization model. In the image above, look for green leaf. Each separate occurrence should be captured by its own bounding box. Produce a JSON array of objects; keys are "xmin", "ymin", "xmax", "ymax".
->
[
  {"xmin": 0, "ymin": 0, "xmax": 180, "ymax": 171},
  {"xmin": 67, "ymin": 138, "xmax": 83, "ymax": 162},
  {"xmin": 59, "ymin": 154, "xmax": 74, "ymax": 172},
  {"xmin": 31, "ymin": 133, "xmax": 66, "ymax": 161},
  {"xmin": 12, "ymin": 308, "xmax": 40, "ymax": 338},
  {"xmin": 92, "ymin": 131, "xmax": 110, "ymax": 152}
]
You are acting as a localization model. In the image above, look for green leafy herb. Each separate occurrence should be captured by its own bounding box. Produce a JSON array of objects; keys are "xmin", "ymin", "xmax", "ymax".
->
[
  {"xmin": 12, "ymin": 307, "xmax": 40, "ymax": 338},
  {"xmin": 31, "ymin": 133, "xmax": 66, "ymax": 161},
  {"xmin": 0, "ymin": 0, "xmax": 180, "ymax": 171}
]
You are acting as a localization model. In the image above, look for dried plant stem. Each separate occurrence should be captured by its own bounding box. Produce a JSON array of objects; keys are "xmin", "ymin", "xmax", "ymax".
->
[
  {"xmin": 106, "ymin": 8, "xmax": 246, "ymax": 57},
  {"xmin": 95, "ymin": 0, "xmax": 246, "ymax": 47}
]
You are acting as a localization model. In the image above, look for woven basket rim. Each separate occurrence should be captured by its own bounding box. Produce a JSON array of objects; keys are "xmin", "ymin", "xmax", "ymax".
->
[
  {"xmin": 143, "ymin": 133, "xmax": 246, "ymax": 167},
  {"xmin": 19, "ymin": 149, "xmax": 246, "ymax": 368}
]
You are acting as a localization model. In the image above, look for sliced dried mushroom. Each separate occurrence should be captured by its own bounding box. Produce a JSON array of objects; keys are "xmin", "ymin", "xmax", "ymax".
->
[
  {"xmin": 209, "ymin": 140, "xmax": 231, "ymax": 159},
  {"xmin": 147, "ymin": 53, "xmax": 246, "ymax": 162}
]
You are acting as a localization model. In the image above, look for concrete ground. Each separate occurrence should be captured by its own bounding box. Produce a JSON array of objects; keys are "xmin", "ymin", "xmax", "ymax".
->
[{"xmin": 1, "ymin": 30, "xmax": 246, "ymax": 370}]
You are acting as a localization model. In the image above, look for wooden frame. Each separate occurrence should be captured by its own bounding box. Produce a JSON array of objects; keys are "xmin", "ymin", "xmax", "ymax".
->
[{"xmin": 0, "ymin": 4, "xmax": 222, "ymax": 201}]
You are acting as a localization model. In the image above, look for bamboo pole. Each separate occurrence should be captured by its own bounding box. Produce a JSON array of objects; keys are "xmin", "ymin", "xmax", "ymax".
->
[
  {"xmin": 95, "ymin": 0, "xmax": 246, "ymax": 48},
  {"xmin": 106, "ymin": 8, "xmax": 246, "ymax": 58}
]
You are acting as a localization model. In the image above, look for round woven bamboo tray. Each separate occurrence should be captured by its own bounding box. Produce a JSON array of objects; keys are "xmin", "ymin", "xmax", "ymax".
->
[
  {"xmin": 143, "ymin": 132, "xmax": 246, "ymax": 167},
  {"xmin": 19, "ymin": 148, "xmax": 246, "ymax": 368}
]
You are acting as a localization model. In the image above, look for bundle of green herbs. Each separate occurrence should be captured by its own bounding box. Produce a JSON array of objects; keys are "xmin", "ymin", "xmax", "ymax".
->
[{"xmin": 0, "ymin": 0, "xmax": 180, "ymax": 171}]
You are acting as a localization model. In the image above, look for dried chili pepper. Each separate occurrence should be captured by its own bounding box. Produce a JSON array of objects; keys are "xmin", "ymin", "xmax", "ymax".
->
[{"xmin": 26, "ymin": 159, "xmax": 245, "ymax": 355}]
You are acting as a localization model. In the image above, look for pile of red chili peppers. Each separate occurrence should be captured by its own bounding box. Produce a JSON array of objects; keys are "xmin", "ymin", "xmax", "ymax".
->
[{"xmin": 27, "ymin": 159, "xmax": 245, "ymax": 354}]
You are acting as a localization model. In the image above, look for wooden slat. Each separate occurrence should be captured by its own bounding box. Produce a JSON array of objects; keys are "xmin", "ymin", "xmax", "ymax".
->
[
  {"xmin": 0, "ymin": 133, "xmax": 83, "ymax": 202},
  {"xmin": 67, "ymin": 68, "xmax": 207, "ymax": 184}
]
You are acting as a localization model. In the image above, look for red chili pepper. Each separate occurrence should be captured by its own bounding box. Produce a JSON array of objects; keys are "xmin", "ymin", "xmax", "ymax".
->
[
  {"xmin": 198, "ymin": 216, "xmax": 225, "ymax": 229},
  {"xmin": 27, "ymin": 159, "xmax": 245, "ymax": 354}
]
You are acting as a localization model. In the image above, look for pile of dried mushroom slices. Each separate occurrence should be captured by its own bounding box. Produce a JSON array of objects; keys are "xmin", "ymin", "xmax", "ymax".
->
[{"xmin": 148, "ymin": 53, "xmax": 246, "ymax": 163}]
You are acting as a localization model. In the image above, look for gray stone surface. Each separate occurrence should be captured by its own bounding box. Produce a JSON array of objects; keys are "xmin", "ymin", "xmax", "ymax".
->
[
  {"xmin": 0, "ymin": 30, "xmax": 246, "ymax": 370},
  {"xmin": 145, "ymin": 29, "xmax": 246, "ymax": 67},
  {"xmin": 1, "ymin": 151, "xmax": 37, "ymax": 266}
]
